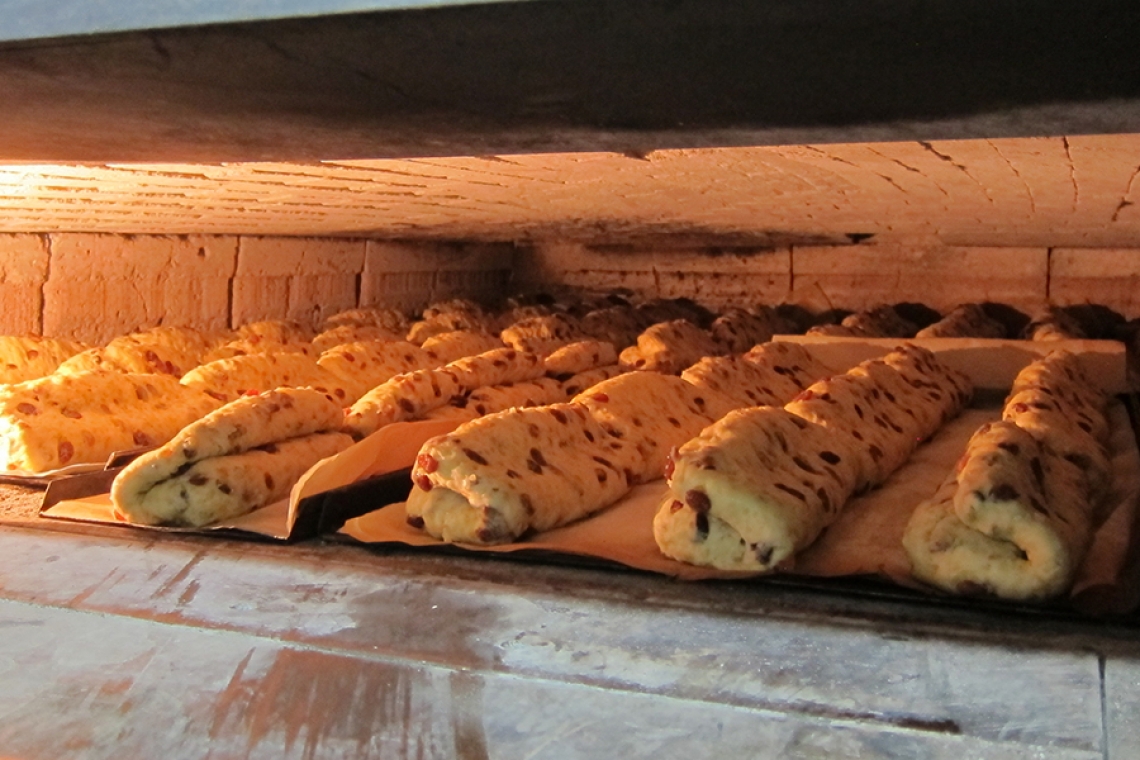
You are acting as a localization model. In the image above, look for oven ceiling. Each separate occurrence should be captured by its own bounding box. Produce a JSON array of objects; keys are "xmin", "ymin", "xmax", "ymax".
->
[
  {"xmin": 1, "ymin": 137, "xmax": 1138, "ymax": 247},
  {"xmin": 1, "ymin": 0, "xmax": 1138, "ymax": 246}
]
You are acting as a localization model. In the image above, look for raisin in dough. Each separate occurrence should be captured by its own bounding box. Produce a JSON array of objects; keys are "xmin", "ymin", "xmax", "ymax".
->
[
  {"xmin": 845, "ymin": 358, "xmax": 930, "ymax": 443},
  {"xmin": 653, "ymin": 406, "xmax": 861, "ymax": 571},
  {"xmin": 1002, "ymin": 353, "xmax": 1109, "ymax": 497},
  {"xmin": 112, "ymin": 387, "xmax": 349, "ymax": 527},
  {"xmin": 572, "ymin": 372, "xmax": 740, "ymax": 483},
  {"xmin": 0, "ymin": 370, "xmax": 223, "ymax": 472},
  {"xmin": 544, "ymin": 340, "xmax": 618, "ymax": 378},
  {"xmin": 445, "ymin": 348, "xmax": 545, "ymax": 392},
  {"xmin": 406, "ymin": 404, "xmax": 640, "ymax": 544},
  {"xmin": 55, "ymin": 327, "xmax": 216, "ymax": 378},
  {"xmin": 344, "ymin": 368, "xmax": 462, "ymax": 437},
  {"xmin": 1009, "ymin": 350, "xmax": 1108, "ymax": 439},
  {"xmin": 903, "ymin": 421, "xmax": 1092, "ymax": 600},
  {"xmin": 420, "ymin": 331, "xmax": 503, "ymax": 363}
]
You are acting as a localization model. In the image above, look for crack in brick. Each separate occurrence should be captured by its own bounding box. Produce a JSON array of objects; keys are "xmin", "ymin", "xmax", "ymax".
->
[
  {"xmin": 1062, "ymin": 136, "xmax": 1079, "ymax": 212},
  {"xmin": 802, "ymin": 145, "xmax": 860, "ymax": 169},
  {"xmin": 875, "ymin": 173, "xmax": 908, "ymax": 195},
  {"xmin": 407, "ymin": 158, "xmax": 568, "ymax": 186},
  {"xmin": 917, "ymin": 142, "xmax": 994, "ymax": 205},
  {"xmin": 38, "ymin": 233, "xmax": 51, "ymax": 336},
  {"xmin": 986, "ymin": 140, "xmax": 1037, "ymax": 216},
  {"xmin": 868, "ymin": 147, "xmax": 951, "ymax": 197}
]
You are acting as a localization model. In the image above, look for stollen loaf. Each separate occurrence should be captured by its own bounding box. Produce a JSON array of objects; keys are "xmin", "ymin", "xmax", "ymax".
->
[
  {"xmin": 181, "ymin": 352, "xmax": 351, "ymax": 403},
  {"xmin": 407, "ymin": 403, "xmax": 640, "ymax": 544},
  {"xmin": 903, "ymin": 351, "xmax": 1109, "ymax": 600},
  {"xmin": 311, "ymin": 324, "xmax": 403, "ymax": 353},
  {"xmin": 344, "ymin": 368, "xmax": 462, "ymax": 438},
  {"xmin": 572, "ymin": 372, "xmax": 740, "ymax": 483},
  {"xmin": 324, "ymin": 307, "xmax": 409, "ymax": 333},
  {"xmin": 317, "ymin": 340, "xmax": 440, "ymax": 403},
  {"xmin": 561, "ymin": 364, "xmax": 624, "ymax": 397},
  {"xmin": 619, "ymin": 320, "xmax": 720, "ymax": 375},
  {"xmin": 683, "ymin": 354, "xmax": 808, "ymax": 408},
  {"xmin": 742, "ymin": 341, "xmax": 836, "ymax": 392},
  {"xmin": 903, "ymin": 421, "xmax": 1092, "ymax": 600},
  {"xmin": 445, "ymin": 348, "xmax": 545, "ymax": 392},
  {"xmin": 654, "ymin": 406, "xmax": 862, "ymax": 571},
  {"xmin": 0, "ymin": 336, "xmax": 87, "ymax": 384},
  {"xmin": 55, "ymin": 327, "xmax": 218, "ymax": 378},
  {"xmin": 544, "ymin": 340, "xmax": 618, "ymax": 378},
  {"xmin": 0, "ymin": 370, "xmax": 221, "ymax": 472},
  {"xmin": 421, "ymin": 330, "xmax": 502, "ymax": 363},
  {"xmin": 112, "ymin": 387, "xmax": 350, "ymax": 527},
  {"xmin": 500, "ymin": 315, "xmax": 582, "ymax": 355},
  {"xmin": 461, "ymin": 378, "xmax": 566, "ymax": 416}
]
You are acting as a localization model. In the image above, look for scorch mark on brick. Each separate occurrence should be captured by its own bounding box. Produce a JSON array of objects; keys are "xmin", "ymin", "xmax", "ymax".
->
[{"xmin": 1111, "ymin": 164, "xmax": 1140, "ymax": 223}]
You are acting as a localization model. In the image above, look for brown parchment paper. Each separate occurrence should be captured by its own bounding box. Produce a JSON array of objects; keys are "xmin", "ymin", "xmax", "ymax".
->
[
  {"xmin": 792, "ymin": 408, "xmax": 1001, "ymax": 583},
  {"xmin": 340, "ymin": 402, "xmax": 1140, "ymax": 611},
  {"xmin": 41, "ymin": 418, "xmax": 462, "ymax": 540},
  {"xmin": 341, "ymin": 480, "xmax": 746, "ymax": 580},
  {"xmin": 1070, "ymin": 403, "xmax": 1140, "ymax": 613}
]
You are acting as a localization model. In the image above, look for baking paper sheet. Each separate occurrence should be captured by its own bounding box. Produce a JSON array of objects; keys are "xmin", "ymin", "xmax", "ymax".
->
[{"xmin": 340, "ymin": 402, "xmax": 1140, "ymax": 613}]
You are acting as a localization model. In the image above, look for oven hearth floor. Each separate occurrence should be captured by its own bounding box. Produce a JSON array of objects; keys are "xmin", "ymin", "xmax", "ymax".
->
[{"xmin": 0, "ymin": 522, "xmax": 1136, "ymax": 759}]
